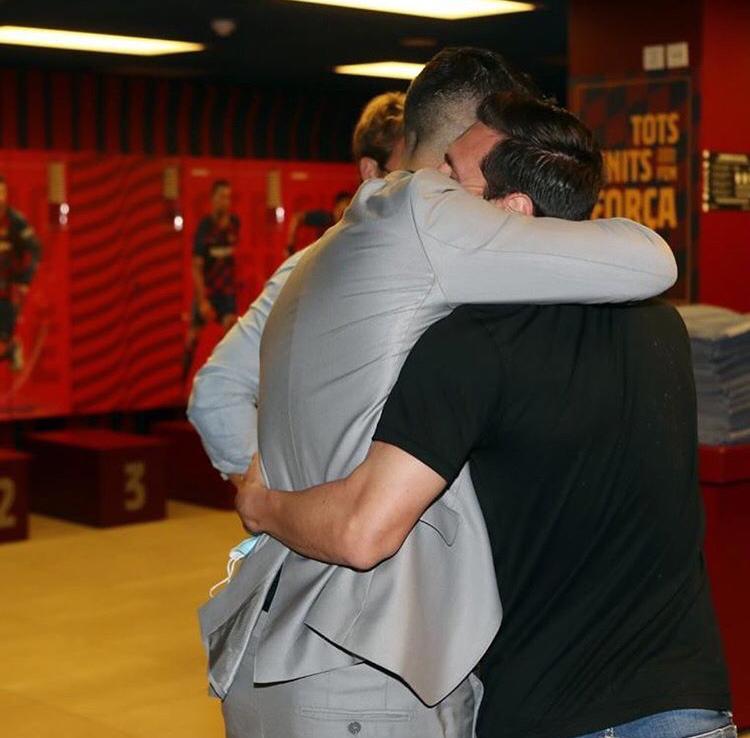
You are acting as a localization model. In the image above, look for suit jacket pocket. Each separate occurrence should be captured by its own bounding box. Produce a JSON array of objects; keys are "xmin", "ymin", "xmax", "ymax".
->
[
  {"xmin": 203, "ymin": 590, "xmax": 266, "ymax": 700},
  {"xmin": 418, "ymin": 497, "xmax": 459, "ymax": 545},
  {"xmin": 198, "ymin": 537, "xmax": 289, "ymax": 699}
]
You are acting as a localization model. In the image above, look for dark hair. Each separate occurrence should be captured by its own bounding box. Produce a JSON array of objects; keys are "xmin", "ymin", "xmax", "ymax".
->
[
  {"xmin": 211, "ymin": 179, "xmax": 231, "ymax": 195},
  {"xmin": 334, "ymin": 191, "xmax": 352, "ymax": 204},
  {"xmin": 352, "ymin": 92, "xmax": 405, "ymax": 168},
  {"xmin": 478, "ymin": 93, "xmax": 603, "ymax": 221},
  {"xmin": 404, "ymin": 47, "xmax": 538, "ymax": 151}
]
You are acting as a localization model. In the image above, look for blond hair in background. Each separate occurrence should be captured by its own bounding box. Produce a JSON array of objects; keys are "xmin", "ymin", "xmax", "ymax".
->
[{"xmin": 352, "ymin": 91, "xmax": 405, "ymax": 180}]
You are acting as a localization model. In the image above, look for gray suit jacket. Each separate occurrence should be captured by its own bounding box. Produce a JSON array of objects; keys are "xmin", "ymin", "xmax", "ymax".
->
[{"xmin": 196, "ymin": 169, "xmax": 676, "ymax": 706}]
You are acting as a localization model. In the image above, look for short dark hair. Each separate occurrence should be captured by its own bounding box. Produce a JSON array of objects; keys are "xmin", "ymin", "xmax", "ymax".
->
[
  {"xmin": 352, "ymin": 92, "xmax": 405, "ymax": 168},
  {"xmin": 478, "ymin": 93, "xmax": 603, "ymax": 221},
  {"xmin": 211, "ymin": 179, "xmax": 231, "ymax": 195},
  {"xmin": 404, "ymin": 47, "xmax": 538, "ymax": 153}
]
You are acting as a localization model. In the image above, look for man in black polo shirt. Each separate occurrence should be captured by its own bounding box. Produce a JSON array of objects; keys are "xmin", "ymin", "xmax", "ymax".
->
[{"xmin": 236, "ymin": 94, "xmax": 733, "ymax": 738}]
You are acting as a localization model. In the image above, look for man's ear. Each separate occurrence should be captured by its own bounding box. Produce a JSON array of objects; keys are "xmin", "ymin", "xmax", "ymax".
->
[
  {"xmin": 492, "ymin": 192, "xmax": 534, "ymax": 216},
  {"xmin": 358, "ymin": 157, "xmax": 380, "ymax": 181}
]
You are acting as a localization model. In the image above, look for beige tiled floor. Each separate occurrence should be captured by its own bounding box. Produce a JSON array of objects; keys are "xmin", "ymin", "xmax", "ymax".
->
[{"xmin": 0, "ymin": 502, "xmax": 242, "ymax": 738}]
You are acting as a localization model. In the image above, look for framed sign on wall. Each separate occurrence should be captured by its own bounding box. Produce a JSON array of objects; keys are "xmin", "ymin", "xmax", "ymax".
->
[{"xmin": 571, "ymin": 76, "xmax": 694, "ymax": 301}]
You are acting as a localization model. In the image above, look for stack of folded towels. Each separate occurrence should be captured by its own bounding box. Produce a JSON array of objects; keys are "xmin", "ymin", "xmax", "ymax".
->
[{"xmin": 677, "ymin": 304, "xmax": 750, "ymax": 446}]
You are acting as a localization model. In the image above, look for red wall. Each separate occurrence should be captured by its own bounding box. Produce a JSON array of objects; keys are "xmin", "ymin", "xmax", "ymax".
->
[
  {"xmin": 67, "ymin": 155, "xmax": 184, "ymax": 414},
  {"xmin": 697, "ymin": 0, "xmax": 750, "ymax": 312},
  {"xmin": 569, "ymin": 0, "xmax": 702, "ymax": 79},
  {"xmin": 570, "ymin": 0, "xmax": 750, "ymax": 313}
]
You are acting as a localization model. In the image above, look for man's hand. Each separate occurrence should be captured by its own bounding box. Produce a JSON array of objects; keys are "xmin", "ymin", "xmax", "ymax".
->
[{"xmin": 234, "ymin": 454, "xmax": 268, "ymax": 534}]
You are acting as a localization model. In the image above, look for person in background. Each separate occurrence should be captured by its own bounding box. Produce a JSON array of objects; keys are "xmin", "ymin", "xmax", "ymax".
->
[
  {"xmin": 285, "ymin": 190, "xmax": 352, "ymax": 256},
  {"xmin": 0, "ymin": 175, "xmax": 41, "ymax": 373},
  {"xmin": 182, "ymin": 179, "xmax": 240, "ymax": 381},
  {"xmin": 284, "ymin": 91, "xmax": 404, "ymax": 256},
  {"xmin": 352, "ymin": 91, "xmax": 405, "ymax": 180}
]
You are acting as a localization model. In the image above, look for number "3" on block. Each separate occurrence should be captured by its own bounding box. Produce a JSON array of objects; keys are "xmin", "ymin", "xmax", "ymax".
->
[{"xmin": 123, "ymin": 461, "xmax": 147, "ymax": 512}]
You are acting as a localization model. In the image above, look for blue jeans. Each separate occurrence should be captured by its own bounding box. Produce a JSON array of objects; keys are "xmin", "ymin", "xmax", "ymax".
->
[{"xmin": 575, "ymin": 709, "xmax": 736, "ymax": 738}]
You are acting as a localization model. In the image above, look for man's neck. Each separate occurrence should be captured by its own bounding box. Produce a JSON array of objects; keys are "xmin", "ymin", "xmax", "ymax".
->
[{"xmin": 402, "ymin": 148, "xmax": 441, "ymax": 172}]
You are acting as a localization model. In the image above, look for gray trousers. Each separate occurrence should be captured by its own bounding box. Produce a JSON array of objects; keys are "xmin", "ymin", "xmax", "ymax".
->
[{"xmin": 222, "ymin": 614, "xmax": 484, "ymax": 738}]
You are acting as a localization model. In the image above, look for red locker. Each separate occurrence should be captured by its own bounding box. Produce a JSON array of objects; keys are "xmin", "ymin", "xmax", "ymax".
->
[
  {"xmin": 0, "ymin": 151, "xmax": 72, "ymax": 421},
  {"xmin": 0, "ymin": 150, "xmax": 361, "ymax": 419},
  {"xmin": 66, "ymin": 154, "xmax": 184, "ymax": 414},
  {"xmin": 700, "ymin": 444, "xmax": 750, "ymax": 728}
]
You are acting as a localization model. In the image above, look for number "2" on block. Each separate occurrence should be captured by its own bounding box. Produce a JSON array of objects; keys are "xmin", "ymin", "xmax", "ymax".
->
[{"xmin": 0, "ymin": 477, "xmax": 18, "ymax": 530}]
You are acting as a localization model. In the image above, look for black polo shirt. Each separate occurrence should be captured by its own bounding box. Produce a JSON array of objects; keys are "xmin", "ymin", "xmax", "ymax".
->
[{"xmin": 373, "ymin": 301, "xmax": 730, "ymax": 738}]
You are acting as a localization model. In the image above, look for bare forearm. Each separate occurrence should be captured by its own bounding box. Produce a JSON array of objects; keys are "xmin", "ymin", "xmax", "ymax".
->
[
  {"xmin": 236, "ymin": 443, "xmax": 447, "ymax": 570},
  {"xmin": 249, "ymin": 479, "xmax": 363, "ymax": 567}
]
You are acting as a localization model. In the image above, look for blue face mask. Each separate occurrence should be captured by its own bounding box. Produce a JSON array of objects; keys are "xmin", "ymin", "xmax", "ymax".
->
[
  {"xmin": 209, "ymin": 534, "xmax": 264, "ymax": 598},
  {"xmin": 230, "ymin": 536, "xmax": 260, "ymax": 559}
]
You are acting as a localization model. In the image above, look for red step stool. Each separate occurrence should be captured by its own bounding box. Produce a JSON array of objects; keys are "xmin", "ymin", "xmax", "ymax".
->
[
  {"xmin": 27, "ymin": 430, "xmax": 168, "ymax": 527},
  {"xmin": 151, "ymin": 420, "xmax": 234, "ymax": 509},
  {"xmin": 0, "ymin": 448, "xmax": 30, "ymax": 543},
  {"xmin": 700, "ymin": 443, "xmax": 750, "ymax": 729}
]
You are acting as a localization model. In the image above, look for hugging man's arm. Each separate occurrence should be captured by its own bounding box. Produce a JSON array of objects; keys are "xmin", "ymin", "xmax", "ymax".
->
[
  {"xmin": 412, "ymin": 170, "xmax": 677, "ymax": 303},
  {"xmin": 236, "ymin": 312, "xmax": 500, "ymax": 568},
  {"xmin": 239, "ymin": 442, "xmax": 446, "ymax": 570}
]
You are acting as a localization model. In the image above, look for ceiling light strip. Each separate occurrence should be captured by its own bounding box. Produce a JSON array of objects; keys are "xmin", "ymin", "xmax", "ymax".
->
[
  {"xmin": 286, "ymin": 0, "xmax": 535, "ymax": 21},
  {"xmin": 0, "ymin": 26, "xmax": 204, "ymax": 56},
  {"xmin": 334, "ymin": 61, "xmax": 425, "ymax": 79}
]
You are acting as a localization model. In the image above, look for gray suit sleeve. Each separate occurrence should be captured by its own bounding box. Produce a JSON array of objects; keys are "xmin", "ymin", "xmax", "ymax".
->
[
  {"xmin": 187, "ymin": 250, "xmax": 304, "ymax": 475},
  {"xmin": 410, "ymin": 170, "xmax": 678, "ymax": 304}
]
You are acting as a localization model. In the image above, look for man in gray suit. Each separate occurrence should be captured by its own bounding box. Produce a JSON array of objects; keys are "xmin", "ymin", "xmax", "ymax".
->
[{"xmin": 189, "ymin": 49, "xmax": 677, "ymax": 738}]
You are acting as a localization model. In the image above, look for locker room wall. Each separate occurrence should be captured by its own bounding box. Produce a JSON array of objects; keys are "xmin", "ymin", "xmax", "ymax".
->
[{"xmin": 0, "ymin": 151, "xmax": 358, "ymax": 420}]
